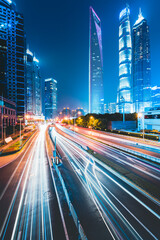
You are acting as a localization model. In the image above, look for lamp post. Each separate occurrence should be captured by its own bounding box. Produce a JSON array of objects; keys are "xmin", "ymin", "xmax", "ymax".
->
[
  {"xmin": 1, "ymin": 94, "xmax": 4, "ymax": 143},
  {"xmin": 13, "ymin": 123, "xmax": 15, "ymax": 135},
  {"xmin": 20, "ymin": 119, "xmax": 22, "ymax": 147},
  {"xmin": 19, "ymin": 118, "xmax": 23, "ymax": 147},
  {"xmin": 74, "ymin": 116, "xmax": 76, "ymax": 132},
  {"xmin": 89, "ymin": 116, "xmax": 94, "ymax": 135},
  {"xmin": 138, "ymin": 113, "xmax": 144, "ymax": 140},
  {"xmin": 120, "ymin": 96, "xmax": 125, "ymax": 123},
  {"xmin": 74, "ymin": 111, "xmax": 81, "ymax": 132}
]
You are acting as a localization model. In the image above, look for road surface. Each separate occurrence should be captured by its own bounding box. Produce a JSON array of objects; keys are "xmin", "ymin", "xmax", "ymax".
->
[
  {"xmin": 0, "ymin": 125, "xmax": 70, "ymax": 240},
  {"xmin": 50, "ymin": 126, "xmax": 160, "ymax": 240}
]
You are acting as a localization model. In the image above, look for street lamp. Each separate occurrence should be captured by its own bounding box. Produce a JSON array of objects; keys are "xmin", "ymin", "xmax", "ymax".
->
[
  {"xmin": 89, "ymin": 116, "xmax": 94, "ymax": 135},
  {"xmin": 120, "ymin": 96, "xmax": 125, "ymax": 123},
  {"xmin": 1, "ymin": 94, "xmax": 4, "ymax": 143},
  {"xmin": 18, "ymin": 118, "xmax": 23, "ymax": 148},
  {"xmin": 20, "ymin": 119, "xmax": 22, "ymax": 147},
  {"xmin": 138, "ymin": 112, "xmax": 144, "ymax": 140},
  {"xmin": 74, "ymin": 111, "xmax": 81, "ymax": 132},
  {"xmin": 74, "ymin": 115, "xmax": 76, "ymax": 133}
]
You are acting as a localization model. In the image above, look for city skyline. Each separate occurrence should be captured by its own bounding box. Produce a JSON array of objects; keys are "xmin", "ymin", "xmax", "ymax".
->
[
  {"xmin": 0, "ymin": 1, "xmax": 160, "ymax": 239},
  {"xmin": 14, "ymin": 0, "xmax": 160, "ymax": 111}
]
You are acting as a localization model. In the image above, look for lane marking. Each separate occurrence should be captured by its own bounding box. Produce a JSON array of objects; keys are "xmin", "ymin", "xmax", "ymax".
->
[
  {"xmin": 0, "ymin": 135, "xmax": 37, "ymax": 239},
  {"xmin": 0, "ymin": 133, "xmax": 38, "ymax": 201},
  {"xmin": 46, "ymin": 135, "xmax": 69, "ymax": 240}
]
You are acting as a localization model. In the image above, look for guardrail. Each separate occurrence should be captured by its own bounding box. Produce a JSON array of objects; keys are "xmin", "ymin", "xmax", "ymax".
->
[
  {"xmin": 52, "ymin": 162, "xmax": 88, "ymax": 240},
  {"xmin": 57, "ymin": 125, "xmax": 160, "ymax": 164},
  {"xmin": 90, "ymin": 134, "xmax": 160, "ymax": 164},
  {"xmin": 113, "ymin": 144, "xmax": 160, "ymax": 164}
]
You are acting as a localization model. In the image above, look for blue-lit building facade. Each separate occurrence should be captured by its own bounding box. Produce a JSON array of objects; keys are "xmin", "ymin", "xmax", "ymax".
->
[
  {"xmin": 89, "ymin": 7, "xmax": 104, "ymax": 114},
  {"xmin": 117, "ymin": 6, "xmax": 132, "ymax": 113},
  {"xmin": 25, "ymin": 49, "xmax": 42, "ymax": 119},
  {"xmin": 138, "ymin": 107, "xmax": 160, "ymax": 132},
  {"xmin": 0, "ymin": 0, "xmax": 25, "ymax": 121},
  {"xmin": 45, "ymin": 78, "xmax": 57, "ymax": 120},
  {"xmin": 132, "ymin": 10, "xmax": 151, "ymax": 113},
  {"xmin": 151, "ymin": 86, "xmax": 160, "ymax": 108}
]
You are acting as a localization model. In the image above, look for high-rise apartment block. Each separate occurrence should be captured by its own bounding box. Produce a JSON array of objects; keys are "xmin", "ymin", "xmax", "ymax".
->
[
  {"xmin": 117, "ymin": 5, "xmax": 132, "ymax": 113},
  {"xmin": 0, "ymin": 0, "xmax": 25, "ymax": 120},
  {"xmin": 132, "ymin": 9, "xmax": 151, "ymax": 113},
  {"xmin": 89, "ymin": 7, "xmax": 104, "ymax": 114},
  {"xmin": 45, "ymin": 78, "xmax": 57, "ymax": 120}
]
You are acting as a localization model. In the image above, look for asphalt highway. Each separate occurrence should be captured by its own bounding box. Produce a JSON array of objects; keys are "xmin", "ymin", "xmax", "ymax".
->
[
  {"xmin": 56, "ymin": 125, "xmax": 160, "ymax": 197},
  {"xmin": 69, "ymin": 126, "xmax": 160, "ymax": 159},
  {"xmin": 0, "ymin": 125, "xmax": 68, "ymax": 240},
  {"xmin": 50, "ymin": 125, "xmax": 160, "ymax": 240},
  {"xmin": 0, "ymin": 123, "xmax": 159, "ymax": 240}
]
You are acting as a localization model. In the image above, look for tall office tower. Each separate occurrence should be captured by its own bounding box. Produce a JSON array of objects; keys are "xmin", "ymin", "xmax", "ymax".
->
[
  {"xmin": 89, "ymin": 7, "xmax": 104, "ymax": 114},
  {"xmin": 25, "ymin": 48, "xmax": 42, "ymax": 117},
  {"xmin": 45, "ymin": 78, "xmax": 57, "ymax": 120},
  {"xmin": 117, "ymin": 5, "xmax": 132, "ymax": 113},
  {"xmin": 0, "ymin": 0, "xmax": 25, "ymax": 120},
  {"xmin": 132, "ymin": 9, "xmax": 151, "ymax": 113}
]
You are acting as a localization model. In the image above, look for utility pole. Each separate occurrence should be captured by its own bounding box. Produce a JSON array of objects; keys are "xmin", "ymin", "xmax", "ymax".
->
[
  {"xmin": 1, "ymin": 94, "xmax": 4, "ymax": 143},
  {"xmin": 74, "ymin": 117, "xmax": 75, "ymax": 132},
  {"xmin": 53, "ymin": 135, "xmax": 57, "ymax": 164},
  {"xmin": 142, "ymin": 113, "xmax": 144, "ymax": 140},
  {"xmin": 120, "ymin": 96, "xmax": 125, "ymax": 123},
  {"xmin": 20, "ymin": 119, "xmax": 21, "ymax": 147},
  {"xmin": 55, "ymin": 135, "xmax": 56, "ymax": 159},
  {"xmin": 123, "ymin": 102, "xmax": 125, "ymax": 123},
  {"xmin": 74, "ymin": 111, "xmax": 76, "ymax": 133}
]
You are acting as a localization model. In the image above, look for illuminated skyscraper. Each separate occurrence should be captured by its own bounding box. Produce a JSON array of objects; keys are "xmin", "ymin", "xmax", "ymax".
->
[
  {"xmin": 0, "ymin": 0, "xmax": 25, "ymax": 120},
  {"xmin": 132, "ymin": 9, "xmax": 151, "ymax": 113},
  {"xmin": 89, "ymin": 7, "xmax": 104, "ymax": 114},
  {"xmin": 117, "ymin": 5, "xmax": 132, "ymax": 113},
  {"xmin": 45, "ymin": 78, "xmax": 57, "ymax": 119},
  {"xmin": 25, "ymin": 49, "xmax": 42, "ymax": 117}
]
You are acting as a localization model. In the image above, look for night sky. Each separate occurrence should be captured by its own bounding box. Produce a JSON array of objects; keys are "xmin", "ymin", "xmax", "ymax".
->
[{"xmin": 15, "ymin": 0, "xmax": 160, "ymax": 112}]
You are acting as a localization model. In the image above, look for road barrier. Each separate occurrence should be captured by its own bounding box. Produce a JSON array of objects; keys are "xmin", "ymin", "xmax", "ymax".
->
[
  {"xmin": 52, "ymin": 161, "xmax": 88, "ymax": 240},
  {"xmin": 83, "ymin": 130, "xmax": 160, "ymax": 164},
  {"xmin": 97, "ymin": 139, "xmax": 160, "ymax": 164}
]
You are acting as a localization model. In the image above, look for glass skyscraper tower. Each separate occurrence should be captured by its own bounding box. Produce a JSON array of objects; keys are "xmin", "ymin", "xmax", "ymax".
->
[
  {"xmin": 25, "ymin": 48, "xmax": 42, "ymax": 117},
  {"xmin": 89, "ymin": 7, "xmax": 104, "ymax": 114},
  {"xmin": 132, "ymin": 9, "xmax": 151, "ymax": 113},
  {"xmin": 45, "ymin": 78, "xmax": 57, "ymax": 120},
  {"xmin": 117, "ymin": 5, "xmax": 132, "ymax": 113},
  {"xmin": 0, "ymin": 0, "xmax": 25, "ymax": 120}
]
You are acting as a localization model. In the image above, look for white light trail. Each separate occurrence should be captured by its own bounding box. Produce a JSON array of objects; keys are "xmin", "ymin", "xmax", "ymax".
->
[{"xmin": 51, "ymin": 128, "xmax": 159, "ymax": 240}]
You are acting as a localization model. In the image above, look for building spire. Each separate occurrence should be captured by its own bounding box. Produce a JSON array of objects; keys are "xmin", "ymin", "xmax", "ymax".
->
[
  {"xmin": 134, "ymin": 7, "xmax": 144, "ymax": 26},
  {"xmin": 126, "ymin": 3, "xmax": 129, "ymax": 9},
  {"xmin": 139, "ymin": 8, "xmax": 142, "ymax": 18}
]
